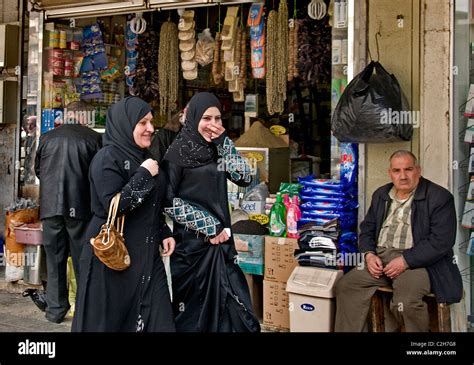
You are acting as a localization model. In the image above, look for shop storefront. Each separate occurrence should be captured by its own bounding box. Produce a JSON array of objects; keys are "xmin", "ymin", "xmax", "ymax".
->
[
  {"xmin": 15, "ymin": 0, "xmax": 367, "ymax": 330},
  {"xmin": 8, "ymin": 0, "xmax": 470, "ymax": 332}
]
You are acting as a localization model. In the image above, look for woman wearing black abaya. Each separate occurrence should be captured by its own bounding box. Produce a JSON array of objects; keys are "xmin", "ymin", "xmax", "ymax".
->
[
  {"xmin": 72, "ymin": 97, "xmax": 176, "ymax": 332},
  {"xmin": 162, "ymin": 92, "xmax": 260, "ymax": 332}
]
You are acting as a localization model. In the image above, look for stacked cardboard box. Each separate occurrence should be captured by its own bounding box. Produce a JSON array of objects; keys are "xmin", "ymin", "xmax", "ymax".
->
[{"xmin": 263, "ymin": 236, "xmax": 298, "ymax": 330}]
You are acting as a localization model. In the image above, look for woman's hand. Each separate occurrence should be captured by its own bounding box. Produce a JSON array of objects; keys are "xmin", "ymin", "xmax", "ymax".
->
[
  {"xmin": 141, "ymin": 158, "xmax": 159, "ymax": 176},
  {"xmin": 209, "ymin": 230, "xmax": 229, "ymax": 245},
  {"xmin": 209, "ymin": 124, "xmax": 226, "ymax": 141},
  {"xmin": 162, "ymin": 237, "xmax": 176, "ymax": 256}
]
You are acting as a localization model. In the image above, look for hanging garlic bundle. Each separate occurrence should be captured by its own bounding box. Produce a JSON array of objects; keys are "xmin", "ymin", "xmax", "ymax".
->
[{"xmin": 158, "ymin": 21, "xmax": 179, "ymax": 116}]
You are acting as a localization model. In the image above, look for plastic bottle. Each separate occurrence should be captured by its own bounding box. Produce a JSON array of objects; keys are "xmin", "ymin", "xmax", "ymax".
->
[
  {"xmin": 269, "ymin": 193, "xmax": 286, "ymax": 237},
  {"xmin": 283, "ymin": 194, "xmax": 291, "ymax": 214},
  {"xmin": 292, "ymin": 195, "xmax": 302, "ymax": 220},
  {"xmin": 286, "ymin": 195, "xmax": 301, "ymax": 238}
]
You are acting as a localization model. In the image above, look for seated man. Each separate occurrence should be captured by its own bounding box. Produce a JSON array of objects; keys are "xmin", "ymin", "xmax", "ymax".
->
[{"xmin": 335, "ymin": 150, "xmax": 463, "ymax": 332}]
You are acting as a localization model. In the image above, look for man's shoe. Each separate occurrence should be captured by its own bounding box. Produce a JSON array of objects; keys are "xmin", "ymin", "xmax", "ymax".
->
[
  {"xmin": 45, "ymin": 315, "xmax": 65, "ymax": 324},
  {"xmin": 22, "ymin": 289, "xmax": 47, "ymax": 312}
]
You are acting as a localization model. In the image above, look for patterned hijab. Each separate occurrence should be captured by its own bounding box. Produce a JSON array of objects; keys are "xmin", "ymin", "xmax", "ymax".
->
[
  {"xmin": 103, "ymin": 96, "xmax": 153, "ymax": 164},
  {"xmin": 164, "ymin": 92, "xmax": 222, "ymax": 168}
]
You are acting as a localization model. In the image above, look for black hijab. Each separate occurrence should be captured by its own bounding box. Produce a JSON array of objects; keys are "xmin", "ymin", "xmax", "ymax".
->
[
  {"xmin": 103, "ymin": 96, "xmax": 153, "ymax": 164},
  {"xmin": 164, "ymin": 92, "xmax": 222, "ymax": 168}
]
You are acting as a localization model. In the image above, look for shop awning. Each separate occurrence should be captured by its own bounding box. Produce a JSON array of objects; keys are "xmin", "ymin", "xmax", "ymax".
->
[
  {"xmin": 149, "ymin": 0, "xmax": 261, "ymax": 10},
  {"xmin": 43, "ymin": 0, "xmax": 146, "ymax": 19},
  {"xmin": 38, "ymin": 0, "xmax": 121, "ymax": 9}
]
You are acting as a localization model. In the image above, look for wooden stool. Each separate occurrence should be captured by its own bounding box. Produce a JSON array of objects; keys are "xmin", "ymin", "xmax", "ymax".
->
[{"xmin": 370, "ymin": 286, "xmax": 451, "ymax": 332}]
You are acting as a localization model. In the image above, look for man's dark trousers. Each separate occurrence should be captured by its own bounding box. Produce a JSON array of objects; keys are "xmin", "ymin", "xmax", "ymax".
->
[{"xmin": 42, "ymin": 216, "xmax": 88, "ymax": 323}]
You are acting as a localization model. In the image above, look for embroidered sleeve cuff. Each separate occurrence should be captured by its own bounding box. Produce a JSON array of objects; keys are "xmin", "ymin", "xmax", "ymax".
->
[
  {"xmin": 117, "ymin": 166, "xmax": 155, "ymax": 214},
  {"xmin": 164, "ymin": 197, "xmax": 222, "ymax": 237},
  {"xmin": 215, "ymin": 136, "xmax": 252, "ymax": 184}
]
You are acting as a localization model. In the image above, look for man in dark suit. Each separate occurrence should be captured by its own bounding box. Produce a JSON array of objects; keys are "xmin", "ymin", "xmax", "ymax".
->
[
  {"xmin": 35, "ymin": 101, "xmax": 102, "ymax": 323},
  {"xmin": 335, "ymin": 150, "xmax": 462, "ymax": 332}
]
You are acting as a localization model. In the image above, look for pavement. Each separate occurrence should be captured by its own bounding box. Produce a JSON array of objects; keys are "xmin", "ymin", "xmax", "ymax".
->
[{"xmin": 0, "ymin": 267, "xmax": 72, "ymax": 332}]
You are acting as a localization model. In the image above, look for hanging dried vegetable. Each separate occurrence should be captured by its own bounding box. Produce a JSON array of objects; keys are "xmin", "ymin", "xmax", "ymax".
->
[
  {"xmin": 296, "ymin": 18, "xmax": 331, "ymax": 86},
  {"xmin": 266, "ymin": 10, "xmax": 279, "ymax": 115},
  {"xmin": 293, "ymin": 20, "xmax": 299, "ymax": 79},
  {"xmin": 240, "ymin": 27, "xmax": 247, "ymax": 88},
  {"xmin": 266, "ymin": 1, "xmax": 289, "ymax": 116},
  {"xmin": 277, "ymin": 0, "xmax": 288, "ymax": 97},
  {"xmin": 288, "ymin": 19, "xmax": 299, "ymax": 81},
  {"xmin": 132, "ymin": 29, "xmax": 159, "ymax": 102},
  {"xmin": 158, "ymin": 21, "xmax": 179, "ymax": 116},
  {"xmin": 212, "ymin": 32, "xmax": 224, "ymax": 86}
]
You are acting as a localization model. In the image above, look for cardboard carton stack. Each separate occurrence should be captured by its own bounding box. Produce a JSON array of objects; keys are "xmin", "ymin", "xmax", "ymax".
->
[{"xmin": 263, "ymin": 236, "xmax": 298, "ymax": 330}]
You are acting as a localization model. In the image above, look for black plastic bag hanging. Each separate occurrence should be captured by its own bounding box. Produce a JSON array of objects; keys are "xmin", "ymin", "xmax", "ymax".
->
[{"xmin": 331, "ymin": 61, "xmax": 413, "ymax": 143}]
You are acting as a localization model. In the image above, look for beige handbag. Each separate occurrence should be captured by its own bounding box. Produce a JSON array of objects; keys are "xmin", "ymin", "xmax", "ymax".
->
[{"xmin": 90, "ymin": 193, "xmax": 130, "ymax": 271}]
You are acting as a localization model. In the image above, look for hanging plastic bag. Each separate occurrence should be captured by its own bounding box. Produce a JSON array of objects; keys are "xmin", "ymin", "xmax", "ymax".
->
[
  {"xmin": 195, "ymin": 28, "xmax": 215, "ymax": 67},
  {"xmin": 331, "ymin": 61, "xmax": 413, "ymax": 143}
]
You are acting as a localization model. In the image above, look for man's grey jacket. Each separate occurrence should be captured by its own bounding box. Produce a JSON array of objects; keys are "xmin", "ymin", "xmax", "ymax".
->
[{"xmin": 359, "ymin": 177, "xmax": 463, "ymax": 304}]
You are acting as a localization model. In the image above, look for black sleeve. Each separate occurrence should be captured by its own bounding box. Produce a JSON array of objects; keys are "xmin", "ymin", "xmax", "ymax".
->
[
  {"xmin": 358, "ymin": 191, "xmax": 379, "ymax": 254},
  {"xmin": 403, "ymin": 192, "xmax": 457, "ymax": 268},
  {"xmin": 156, "ymin": 169, "xmax": 172, "ymax": 242},
  {"xmin": 94, "ymin": 155, "xmax": 155, "ymax": 215},
  {"xmin": 162, "ymin": 159, "xmax": 183, "ymax": 207},
  {"xmin": 34, "ymin": 136, "xmax": 43, "ymax": 179}
]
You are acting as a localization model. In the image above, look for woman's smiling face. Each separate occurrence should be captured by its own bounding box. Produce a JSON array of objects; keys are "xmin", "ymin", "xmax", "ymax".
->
[
  {"xmin": 133, "ymin": 112, "xmax": 154, "ymax": 148},
  {"xmin": 197, "ymin": 107, "xmax": 222, "ymax": 142}
]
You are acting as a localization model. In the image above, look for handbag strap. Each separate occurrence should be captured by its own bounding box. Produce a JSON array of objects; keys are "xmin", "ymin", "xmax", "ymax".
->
[
  {"xmin": 116, "ymin": 215, "xmax": 125, "ymax": 236},
  {"xmin": 106, "ymin": 193, "xmax": 125, "ymax": 235},
  {"xmin": 106, "ymin": 193, "xmax": 119, "ymax": 226}
]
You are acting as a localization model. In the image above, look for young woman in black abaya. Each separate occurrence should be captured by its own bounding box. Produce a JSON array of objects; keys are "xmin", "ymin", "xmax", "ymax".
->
[
  {"xmin": 163, "ymin": 92, "xmax": 260, "ymax": 332},
  {"xmin": 72, "ymin": 97, "xmax": 176, "ymax": 332}
]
